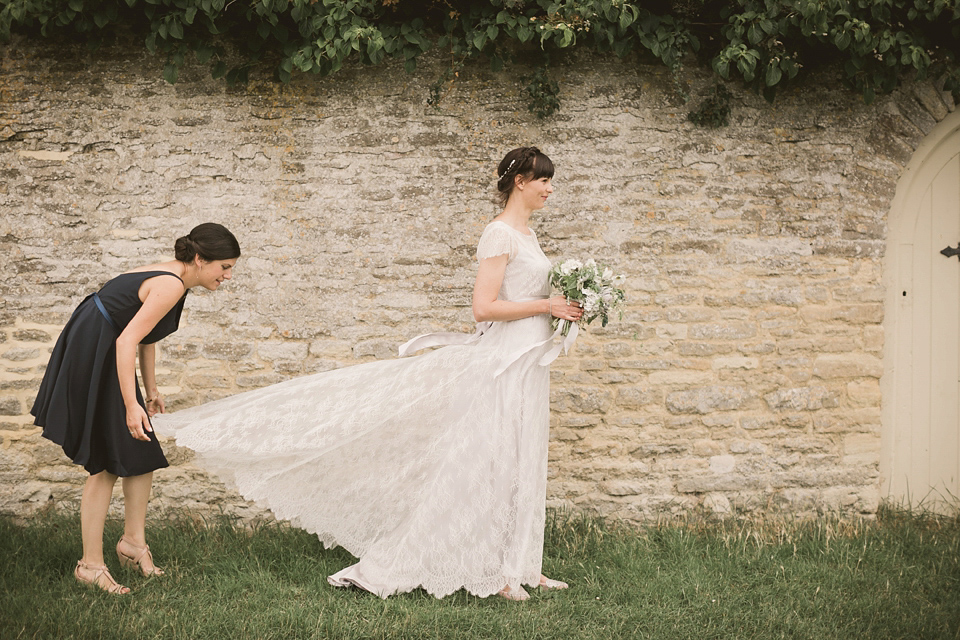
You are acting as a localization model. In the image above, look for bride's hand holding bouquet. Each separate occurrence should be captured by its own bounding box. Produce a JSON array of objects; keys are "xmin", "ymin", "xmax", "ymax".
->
[{"xmin": 548, "ymin": 258, "xmax": 626, "ymax": 336}]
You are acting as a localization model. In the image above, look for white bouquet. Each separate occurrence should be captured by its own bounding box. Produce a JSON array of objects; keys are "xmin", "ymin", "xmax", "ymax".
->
[{"xmin": 548, "ymin": 258, "xmax": 626, "ymax": 335}]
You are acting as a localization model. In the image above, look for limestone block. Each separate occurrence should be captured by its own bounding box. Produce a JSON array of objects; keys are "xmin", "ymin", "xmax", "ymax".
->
[
  {"xmin": 676, "ymin": 474, "xmax": 758, "ymax": 493},
  {"xmin": 688, "ymin": 322, "xmax": 757, "ymax": 340},
  {"xmin": 843, "ymin": 433, "xmax": 881, "ymax": 465},
  {"xmin": 702, "ymin": 413, "xmax": 738, "ymax": 429},
  {"xmin": 912, "ymin": 83, "xmax": 949, "ymax": 121},
  {"xmin": 0, "ymin": 396, "xmax": 22, "ymax": 415},
  {"xmin": 615, "ymin": 386, "xmax": 659, "ymax": 408},
  {"xmin": 799, "ymin": 304, "xmax": 884, "ymax": 324},
  {"xmin": 550, "ymin": 387, "xmax": 613, "ymax": 413},
  {"xmin": 352, "ymin": 340, "xmax": 396, "ymax": 360},
  {"xmin": 862, "ymin": 325, "xmax": 884, "ymax": 352},
  {"xmin": 726, "ymin": 238, "xmax": 813, "ymax": 261},
  {"xmin": 257, "ymin": 340, "xmax": 309, "ymax": 362},
  {"xmin": 236, "ymin": 373, "xmax": 288, "ymax": 388},
  {"xmin": 813, "ymin": 354, "xmax": 883, "ymax": 379},
  {"xmin": 740, "ymin": 416, "xmax": 779, "ymax": 430},
  {"xmin": 666, "ymin": 386, "xmax": 753, "ymax": 414},
  {"xmin": 679, "ymin": 342, "xmax": 732, "ymax": 356},
  {"xmin": 602, "ymin": 342, "xmax": 634, "ymax": 358},
  {"xmin": 183, "ymin": 374, "xmax": 232, "ymax": 389},
  {"xmin": 655, "ymin": 324, "xmax": 688, "ymax": 339},
  {"xmin": 764, "ymin": 386, "xmax": 840, "ymax": 411},
  {"xmin": 894, "ymin": 92, "xmax": 939, "ymax": 135},
  {"xmin": 729, "ymin": 439, "xmax": 768, "ymax": 454},
  {"xmin": 702, "ymin": 492, "xmax": 732, "ymax": 515},
  {"xmin": 555, "ymin": 413, "xmax": 602, "ymax": 428},
  {"xmin": 647, "ymin": 370, "xmax": 714, "ymax": 385},
  {"xmin": 1, "ymin": 347, "xmax": 41, "ymax": 362},
  {"xmin": 202, "ymin": 342, "xmax": 253, "ymax": 361},
  {"xmin": 12, "ymin": 329, "xmax": 52, "ymax": 342},
  {"xmin": 709, "ymin": 454, "xmax": 736, "ymax": 474},
  {"xmin": 712, "ymin": 356, "xmax": 758, "ymax": 370},
  {"xmin": 692, "ymin": 439, "xmax": 725, "ymax": 456},
  {"xmin": 847, "ymin": 379, "xmax": 881, "ymax": 407}
]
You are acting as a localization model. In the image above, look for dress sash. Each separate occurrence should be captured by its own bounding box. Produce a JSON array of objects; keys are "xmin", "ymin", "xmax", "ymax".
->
[{"xmin": 92, "ymin": 292, "xmax": 121, "ymax": 333}]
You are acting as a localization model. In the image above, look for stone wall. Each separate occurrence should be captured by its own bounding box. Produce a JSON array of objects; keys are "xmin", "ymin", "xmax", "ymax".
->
[{"xmin": 1, "ymin": 40, "xmax": 953, "ymax": 524}]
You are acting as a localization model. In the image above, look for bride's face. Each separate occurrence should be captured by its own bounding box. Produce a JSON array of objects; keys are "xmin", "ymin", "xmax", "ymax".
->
[{"xmin": 517, "ymin": 175, "xmax": 554, "ymax": 210}]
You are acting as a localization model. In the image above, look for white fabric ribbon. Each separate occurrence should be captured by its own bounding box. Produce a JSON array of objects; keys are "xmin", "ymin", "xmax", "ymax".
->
[
  {"xmin": 398, "ymin": 322, "xmax": 492, "ymax": 357},
  {"xmin": 493, "ymin": 320, "xmax": 579, "ymax": 377}
]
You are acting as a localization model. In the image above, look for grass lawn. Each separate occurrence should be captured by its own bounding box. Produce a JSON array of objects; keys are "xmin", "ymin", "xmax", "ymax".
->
[{"xmin": 1, "ymin": 506, "xmax": 957, "ymax": 640}]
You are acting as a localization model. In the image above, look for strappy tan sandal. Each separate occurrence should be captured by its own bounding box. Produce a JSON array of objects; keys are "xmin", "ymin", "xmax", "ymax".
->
[
  {"xmin": 497, "ymin": 585, "xmax": 530, "ymax": 601},
  {"xmin": 538, "ymin": 575, "xmax": 569, "ymax": 590},
  {"xmin": 116, "ymin": 535, "xmax": 165, "ymax": 577},
  {"xmin": 74, "ymin": 561, "xmax": 130, "ymax": 595}
]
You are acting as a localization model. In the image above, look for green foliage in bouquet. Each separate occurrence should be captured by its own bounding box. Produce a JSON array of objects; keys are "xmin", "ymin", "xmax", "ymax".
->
[{"xmin": 548, "ymin": 258, "xmax": 625, "ymax": 330}]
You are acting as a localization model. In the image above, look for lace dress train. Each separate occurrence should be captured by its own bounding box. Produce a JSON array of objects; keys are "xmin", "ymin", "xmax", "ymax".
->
[{"xmin": 155, "ymin": 221, "xmax": 555, "ymax": 598}]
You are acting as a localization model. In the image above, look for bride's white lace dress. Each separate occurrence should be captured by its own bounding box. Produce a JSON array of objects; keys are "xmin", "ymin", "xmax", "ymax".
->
[{"xmin": 155, "ymin": 220, "xmax": 555, "ymax": 598}]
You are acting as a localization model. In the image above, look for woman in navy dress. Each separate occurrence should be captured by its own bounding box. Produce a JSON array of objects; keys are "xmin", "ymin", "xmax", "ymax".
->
[{"xmin": 32, "ymin": 223, "xmax": 241, "ymax": 594}]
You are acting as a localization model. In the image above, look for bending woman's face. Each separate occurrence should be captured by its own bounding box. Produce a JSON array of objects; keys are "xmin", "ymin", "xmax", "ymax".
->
[{"xmin": 198, "ymin": 258, "xmax": 238, "ymax": 291}]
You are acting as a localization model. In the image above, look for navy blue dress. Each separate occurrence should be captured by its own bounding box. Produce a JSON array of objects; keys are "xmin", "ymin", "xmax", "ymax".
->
[{"xmin": 32, "ymin": 271, "xmax": 187, "ymax": 476}]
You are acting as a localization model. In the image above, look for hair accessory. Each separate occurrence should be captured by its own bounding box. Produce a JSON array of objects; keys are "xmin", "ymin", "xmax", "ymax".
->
[{"xmin": 498, "ymin": 158, "xmax": 517, "ymax": 179}]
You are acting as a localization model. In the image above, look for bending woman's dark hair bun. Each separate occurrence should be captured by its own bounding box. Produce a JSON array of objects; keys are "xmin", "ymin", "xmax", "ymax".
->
[{"xmin": 174, "ymin": 223, "xmax": 241, "ymax": 263}]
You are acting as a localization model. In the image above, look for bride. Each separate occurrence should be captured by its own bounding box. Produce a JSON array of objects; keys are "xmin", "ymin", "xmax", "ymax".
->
[{"xmin": 156, "ymin": 147, "xmax": 583, "ymax": 601}]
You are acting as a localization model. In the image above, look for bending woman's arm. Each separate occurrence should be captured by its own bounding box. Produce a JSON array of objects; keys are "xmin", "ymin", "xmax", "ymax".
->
[
  {"xmin": 472, "ymin": 254, "xmax": 582, "ymax": 323},
  {"xmin": 138, "ymin": 343, "xmax": 165, "ymax": 416},
  {"xmin": 115, "ymin": 277, "xmax": 185, "ymax": 441}
]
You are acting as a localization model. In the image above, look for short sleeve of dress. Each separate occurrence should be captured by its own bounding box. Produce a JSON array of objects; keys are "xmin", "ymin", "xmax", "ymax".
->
[{"xmin": 476, "ymin": 223, "xmax": 517, "ymax": 262}]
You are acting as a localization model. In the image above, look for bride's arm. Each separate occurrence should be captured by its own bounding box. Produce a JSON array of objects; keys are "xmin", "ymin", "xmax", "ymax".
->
[{"xmin": 472, "ymin": 255, "xmax": 580, "ymax": 323}]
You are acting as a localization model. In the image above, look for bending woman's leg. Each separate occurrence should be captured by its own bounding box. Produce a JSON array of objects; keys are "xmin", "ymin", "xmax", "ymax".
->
[
  {"xmin": 80, "ymin": 470, "xmax": 119, "ymax": 565},
  {"xmin": 77, "ymin": 470, "xmax": 129, "ymax": 593},
  {"xmin": 118, "ymin": 472, "xmax": 163, "ymax": 575}
]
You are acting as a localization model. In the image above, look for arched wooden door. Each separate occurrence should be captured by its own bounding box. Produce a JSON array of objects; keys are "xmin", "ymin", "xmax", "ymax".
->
[{"xmin": 883, "ymin": 111, "xmax": 960, "ymax": 511}]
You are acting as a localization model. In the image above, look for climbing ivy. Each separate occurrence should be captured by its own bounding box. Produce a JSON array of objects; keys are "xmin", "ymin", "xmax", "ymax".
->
[{"xmin": 2, "ymin": 0, "xmax": 958, "ymax": 120}]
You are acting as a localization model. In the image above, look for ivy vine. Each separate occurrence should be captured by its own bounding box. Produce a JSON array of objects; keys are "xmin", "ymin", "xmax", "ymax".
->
[{"xmin": 2, "ymin": 0, "xmax": 958, "ymax": 122}]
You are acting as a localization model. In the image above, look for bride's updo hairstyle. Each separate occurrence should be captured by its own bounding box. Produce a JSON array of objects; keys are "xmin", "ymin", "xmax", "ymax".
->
[
  {"xmin": 496, "ymin": 146, "xmax": 555, "ymax": 207},
  {"xmin": 174, "ymin": 223, "xmax": 241, "ymax": 263}
]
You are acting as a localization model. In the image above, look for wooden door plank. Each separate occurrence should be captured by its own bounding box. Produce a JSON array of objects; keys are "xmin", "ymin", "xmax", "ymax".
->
[{"xmin": 928, "ymin": 153, "xmax": 960, "ymax": 504}]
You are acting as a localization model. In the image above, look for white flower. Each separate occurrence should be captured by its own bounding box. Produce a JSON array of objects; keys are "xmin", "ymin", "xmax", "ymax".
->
[{"xmin": 560, "ymin": 259, "xmax": 582, "ymax": 275}]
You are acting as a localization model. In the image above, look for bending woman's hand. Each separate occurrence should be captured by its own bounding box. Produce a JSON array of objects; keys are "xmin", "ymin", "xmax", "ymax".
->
[
  {"xmin": 126, "ymin": 404, "xmax": 153, "ymax": 441},
  {"xmin": 145, "ymin": 393, "xmax": 165, "ymax": 417},
  {"xmin": 550, "ymin": 296, "xmax": 583, "ymax": 323}
]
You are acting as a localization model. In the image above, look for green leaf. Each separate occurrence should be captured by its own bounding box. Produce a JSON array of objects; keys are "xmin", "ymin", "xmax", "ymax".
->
[
  {"xmin": 487, "ymin": 25, "xmax": 498, "ymax": 40},
  {"xmin": 184, "ymin": 7, "xmax": 197, "ymax": 24},
  {"xmin": 211, "ymin": 60, "xmax": 226, "ymax": 79},
  {"xmin": 765, "ymin": 63, "xmax": 782, "ymax": 86},
  {"xmin": 195, "ymin": 46, "xmax": 214, "ymax": 63},
  {"xmin": 404, "ymin": 58, "xmax": 416, "ymax": 73},
  {"xmin": 68, "ymin": 0, "xmax": 82, "ymax": 12},
  {"xmin": 163, "ymin": 63, "xmax": 179, "ymax": 84}
]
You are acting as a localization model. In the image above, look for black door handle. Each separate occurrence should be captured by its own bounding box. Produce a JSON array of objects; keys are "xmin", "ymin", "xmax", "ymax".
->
[{"xmin": 941, "ymin": 244, "xmax": 960, "ymax": 260}]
